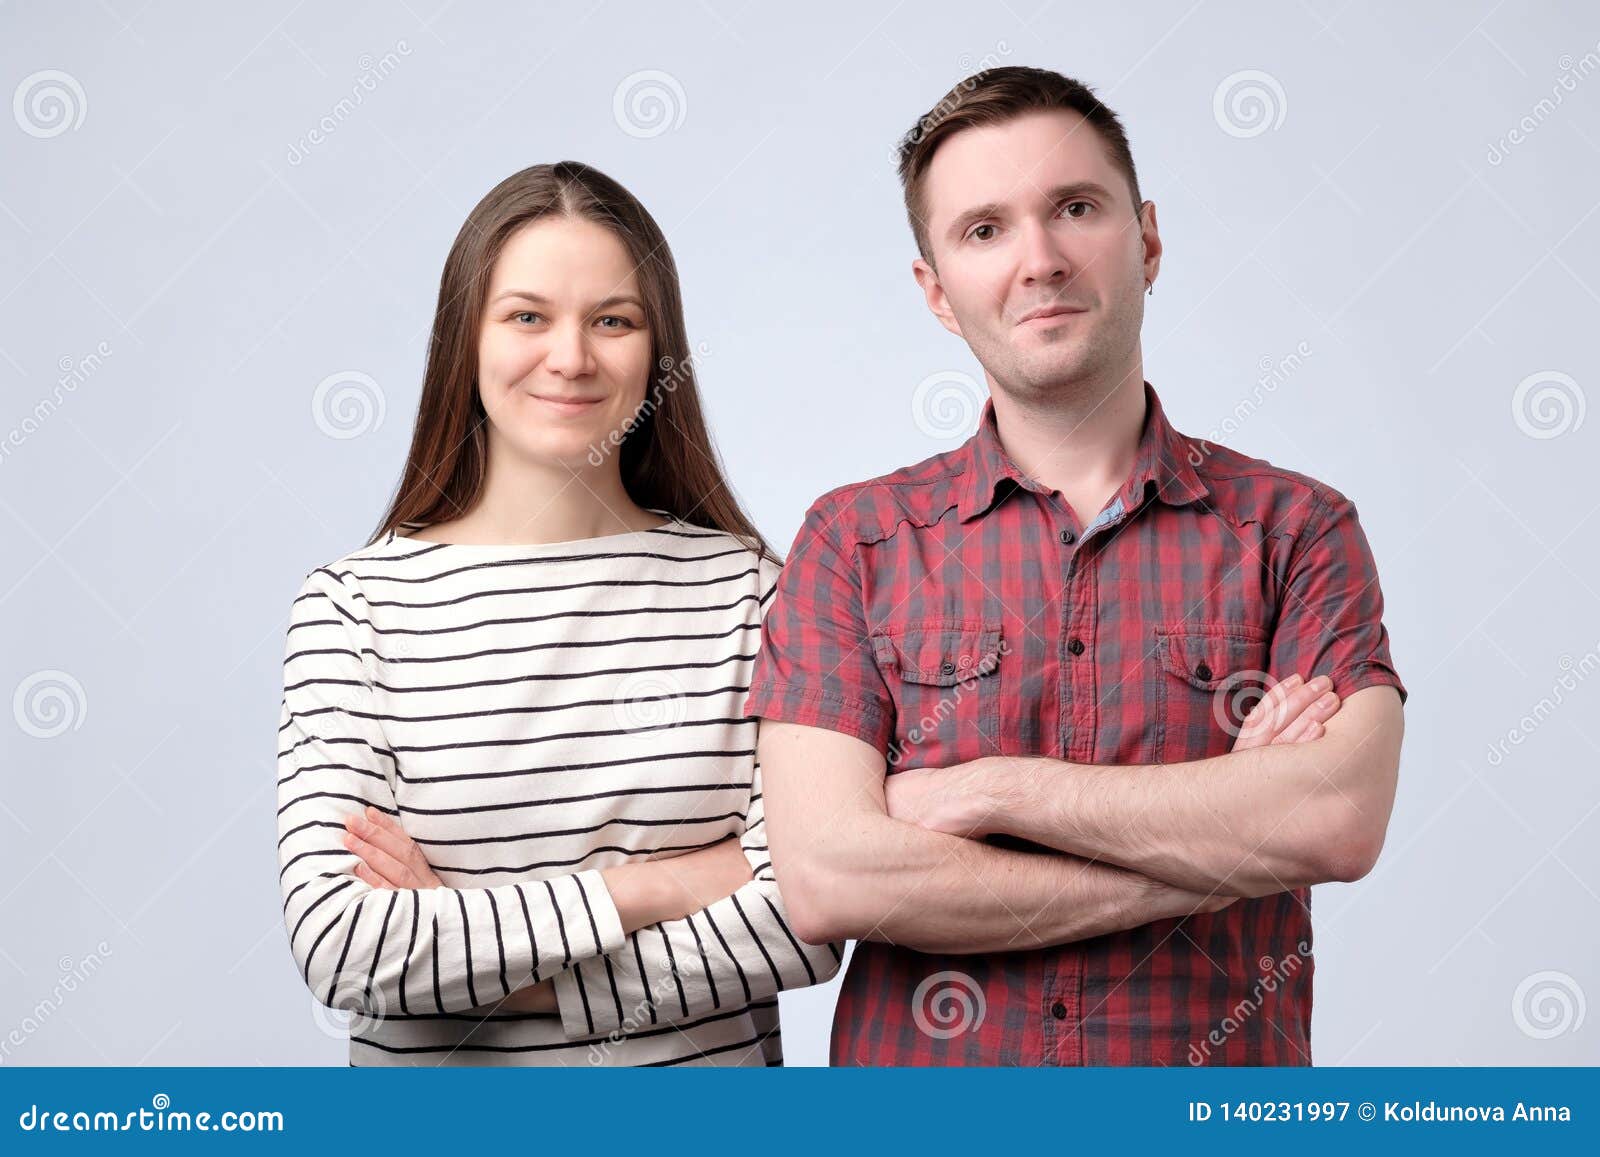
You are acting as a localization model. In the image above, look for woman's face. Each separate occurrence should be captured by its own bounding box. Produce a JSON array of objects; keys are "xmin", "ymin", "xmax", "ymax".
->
[{"xmin": 475, "ymin": 215, "xmax": 653, "ymax": 468}]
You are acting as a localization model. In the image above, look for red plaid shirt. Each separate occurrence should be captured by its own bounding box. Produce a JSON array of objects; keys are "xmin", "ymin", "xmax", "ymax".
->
[{"xmin": 745, "ymin": 381, "xmax": 1406, "ymax": 1066}]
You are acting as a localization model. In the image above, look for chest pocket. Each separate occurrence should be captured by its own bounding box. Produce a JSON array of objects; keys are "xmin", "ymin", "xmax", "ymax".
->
[
  {"xmin": 872, "ymin": 622, "xmax": 1003, "ymax": 770},
  {"xmin": 1156, "ymin": 624, "xmax": 1271, "ymax": 760}
]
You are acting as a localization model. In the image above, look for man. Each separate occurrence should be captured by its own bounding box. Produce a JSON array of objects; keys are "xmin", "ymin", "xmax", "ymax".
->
[{"xmin": 745, "ymin": 66, "xmax": 1406, "ymax": 1066}]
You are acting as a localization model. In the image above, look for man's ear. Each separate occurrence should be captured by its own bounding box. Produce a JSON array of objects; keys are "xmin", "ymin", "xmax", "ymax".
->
[
  {"xmin": 1138, "ymin": 199, "xmax": 1163, "ymax": 291},
  {"xmin": 912, "ymin": 257, "xmax": 964, "ymax": 339}
]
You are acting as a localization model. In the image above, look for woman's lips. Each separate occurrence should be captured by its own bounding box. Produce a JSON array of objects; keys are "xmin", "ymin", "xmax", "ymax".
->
[{"xmin": 529, "ymin": 394, "xmax": 604, "ymax": 416}]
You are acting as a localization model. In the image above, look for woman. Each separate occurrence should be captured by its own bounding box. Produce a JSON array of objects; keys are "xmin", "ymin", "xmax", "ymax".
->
[{"xmin": 276, "ymin": 161, "xmax": 841, "ymax": 1066}]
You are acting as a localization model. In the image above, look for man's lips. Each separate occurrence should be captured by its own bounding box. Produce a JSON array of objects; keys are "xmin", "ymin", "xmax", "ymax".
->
[{"xmin": 1016, "ymin": 305, "xmax": 1088, "ymax": 326}]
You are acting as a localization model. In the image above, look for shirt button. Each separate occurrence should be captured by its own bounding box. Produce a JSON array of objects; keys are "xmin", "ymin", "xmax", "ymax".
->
[
  {"xmin": 1067, "ymin": 638, "xmax": 1085, "ymax": 656},
  {"xmin": 1059, "ymin": 528, "xmax": 1075, "ymax": 545},
  {"xmin": 1050, "ymin": 1001, "xmax": 1068, "ymax": 1020},
  {"xmin": 1196, "ymin": 662, "xmax": 1213, "ymax": 681},
  {"xmin": 939, "ymin": 660, "xmax": 957, "ymax": 676}
]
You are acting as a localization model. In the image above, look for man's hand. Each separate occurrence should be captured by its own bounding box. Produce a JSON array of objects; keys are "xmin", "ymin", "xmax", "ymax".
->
[
  {"xmin": 1230, "ymin": 673, "xmax": 1340, "ymax": 750},
  {"xmin": 886, "ymin": 672, "xmax": 1342, "ymax": 837}
]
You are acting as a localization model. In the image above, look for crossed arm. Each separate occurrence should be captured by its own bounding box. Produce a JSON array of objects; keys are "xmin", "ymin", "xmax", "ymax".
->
[{"xmin": 762, "ymin": 676, "xmax": 1403, "ymax": 952}]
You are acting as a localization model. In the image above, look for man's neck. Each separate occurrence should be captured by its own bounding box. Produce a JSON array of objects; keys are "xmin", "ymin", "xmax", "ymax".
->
[{"xmin": 989, "ymin": 374, "xmax": 1147, "ymax": 529}]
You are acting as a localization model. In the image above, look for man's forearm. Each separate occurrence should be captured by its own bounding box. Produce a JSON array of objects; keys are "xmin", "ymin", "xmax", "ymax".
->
[
  {"xmin": 975, "ymin": 690, "xmax": 1402, "ymax": 897},
  {"xmin": 790, "ymin": 808, "xmax": 1222, "ymax": 953}
]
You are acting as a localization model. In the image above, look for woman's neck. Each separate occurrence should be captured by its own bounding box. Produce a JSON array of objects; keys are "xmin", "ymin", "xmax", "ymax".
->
[{"xmin": 412, "ymin": 449, "xmax": 661, "ymax": 546}]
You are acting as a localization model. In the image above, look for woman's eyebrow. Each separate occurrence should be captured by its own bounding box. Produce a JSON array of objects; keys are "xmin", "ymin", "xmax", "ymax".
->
[{"xmin": 491, "ymin": 290, "xmax": 645, "ymax": 310}]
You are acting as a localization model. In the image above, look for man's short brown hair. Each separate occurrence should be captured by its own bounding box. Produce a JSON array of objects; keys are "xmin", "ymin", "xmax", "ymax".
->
[{"xmin": 895, "ymin": 66, "xmax": 1143, "ymax": 262}]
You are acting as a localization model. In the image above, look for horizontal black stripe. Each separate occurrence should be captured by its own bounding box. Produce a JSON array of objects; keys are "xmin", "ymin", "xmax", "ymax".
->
[
  {"xmin": 285, "ymin": 682, "xmax": 749, "ymax": 728},
  {"xmin": 387, "ymin": 715, "xmax": 753, "ymax": 755},
  {"xmin": 283, "ymin": 649, "xmax": 758, "ymax": 696},
  {"xmin": 393, "ymin": 779, "xmax": 753, "ymax": 816},
  {"xmin": 318, "ymin": 545, "xmax": 746, "ymax": 587},
  {"xmin": 389, "ymin": 745, "xmax": 755, "ymax": 787},
  {"xmin": 336, "ymin": 566, "xmax": 761, "ymax": 611},
  {"xmin": 290, "ymin": 591, "xmax": 762, "ymax": 638},
  {"xmin": 284, "ymin": 621, "xmax": 760, "ymax": 667},
  {"xmin": 350, "ymin": 999, "xmax": 776, "ymax": 1050}
]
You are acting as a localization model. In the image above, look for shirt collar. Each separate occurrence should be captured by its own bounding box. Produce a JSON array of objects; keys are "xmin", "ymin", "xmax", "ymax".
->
[{"xmin": 956, "ymin": 381, "xmax": 1210, "ymax": 524}]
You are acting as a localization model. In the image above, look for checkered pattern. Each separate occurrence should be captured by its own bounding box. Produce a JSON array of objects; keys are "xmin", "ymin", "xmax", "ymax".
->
[{"xmin": 745, "ymin": 381, "xmax": 1406, "ymax": 1065}]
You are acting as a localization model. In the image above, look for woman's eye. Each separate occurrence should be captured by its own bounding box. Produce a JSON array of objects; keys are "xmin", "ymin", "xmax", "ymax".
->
[
  {"xmin": 596, "ymin": 315, "xmax": 635, "ymax": 330},
  {"xmin": 513, "ymin": 311, "xmax": 542, "ymax": 325}
]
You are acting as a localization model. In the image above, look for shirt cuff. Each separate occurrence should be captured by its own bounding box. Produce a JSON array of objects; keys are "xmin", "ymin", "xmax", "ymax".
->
[
  {"xmin": 745, "ymin": 681, "xmax": 891, "ymax": 750},
  {"xmin": 575, "ymin": 867, "xmax": 626, "ymax": 958},
  {"xmin": 549, "ymin": 869, "xmax": 625, "ymax": 1041}
]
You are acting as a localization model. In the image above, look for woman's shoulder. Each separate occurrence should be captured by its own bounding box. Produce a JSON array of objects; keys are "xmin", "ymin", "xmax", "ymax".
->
[
  {"xmin": 290, "ymin": 534, "xmax": 410, "ymax": 604},
  {"xmin": 662, "ymin": 517, "xmax": 778, "ymax": 572}
]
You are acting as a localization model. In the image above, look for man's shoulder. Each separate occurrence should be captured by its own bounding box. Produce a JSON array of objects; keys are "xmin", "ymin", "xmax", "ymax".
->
[
  {"xmin": 1186, "ymin": 437, "xmax": 1359, "ymax": 540},
  {"xmin": 799, "ymin": 444, "xmax": 972, "ymax": 549}
]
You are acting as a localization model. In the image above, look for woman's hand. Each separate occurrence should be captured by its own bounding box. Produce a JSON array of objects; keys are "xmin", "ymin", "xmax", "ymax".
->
[{"xmin": 342, "ymin": 805, "xmax": 444, "ymax": 890}]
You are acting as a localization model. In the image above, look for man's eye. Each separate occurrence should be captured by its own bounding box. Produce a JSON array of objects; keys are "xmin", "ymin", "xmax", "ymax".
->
[
  {"xmin": 969, "ymin": 223, "xmax": 997, "ymax": 242},
  {"xmin": 1062, "ymin": 201, "xmax": 1093, "ymax": 219}
]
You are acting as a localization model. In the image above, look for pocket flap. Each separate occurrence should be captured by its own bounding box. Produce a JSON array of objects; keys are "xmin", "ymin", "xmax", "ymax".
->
[
  {"xmin": 873, "ymin": 624, "xmax": 1002, "ymax": 686},
  {"xmin": 1157, "ymin": 627, "xmax": 1268, "ymax": 690}
]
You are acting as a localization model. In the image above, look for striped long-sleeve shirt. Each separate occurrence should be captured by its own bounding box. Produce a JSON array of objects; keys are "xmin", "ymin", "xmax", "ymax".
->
[{"xmin": 275, "ymin": 514, "xmax": 842, "ymax": 1066}]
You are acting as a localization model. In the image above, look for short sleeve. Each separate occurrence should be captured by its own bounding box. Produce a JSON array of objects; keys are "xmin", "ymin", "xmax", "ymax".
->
[
  {"xmin": 1268, "ymin": 489, "xmax": 1407, "ymax": 706},
  {"xmin": 744, "ymin": 497, "xmax": 895, "ymax": 750}
]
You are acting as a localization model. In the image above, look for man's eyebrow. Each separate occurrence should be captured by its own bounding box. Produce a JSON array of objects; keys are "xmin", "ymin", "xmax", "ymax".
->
[
  {"xmin": 490, "ymin": 290, "xmax": 645, "ymax": 311},
  {"xmin": 1043, "ymin": 181, "xmax": 1117, "ymax": 204},
  {"xmin": 944, "ymin": 181, "xmax": 1119, "ymax": 243}
]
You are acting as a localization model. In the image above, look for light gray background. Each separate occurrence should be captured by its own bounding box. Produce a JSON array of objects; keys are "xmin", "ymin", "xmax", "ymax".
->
[{"xmin": 2, "ymin": 0, "xmax": 1596, "ymax": 1066}]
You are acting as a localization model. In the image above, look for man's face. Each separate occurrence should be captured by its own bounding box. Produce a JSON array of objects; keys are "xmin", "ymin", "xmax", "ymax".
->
[{"xmin": 913, "ymin": 109, "xmax": 1159, "ymax": 402}]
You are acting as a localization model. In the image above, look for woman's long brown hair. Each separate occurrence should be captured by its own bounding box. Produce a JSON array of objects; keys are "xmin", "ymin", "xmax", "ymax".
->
[{"xmin": 369, "ymin": 161, "xmax": 773, "ymax": 559}]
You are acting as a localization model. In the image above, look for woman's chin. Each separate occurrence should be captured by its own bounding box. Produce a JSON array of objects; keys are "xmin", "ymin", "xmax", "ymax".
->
[{"xmin": 504, "ymin": 429, "xmax": 616, "ymax": 470}]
